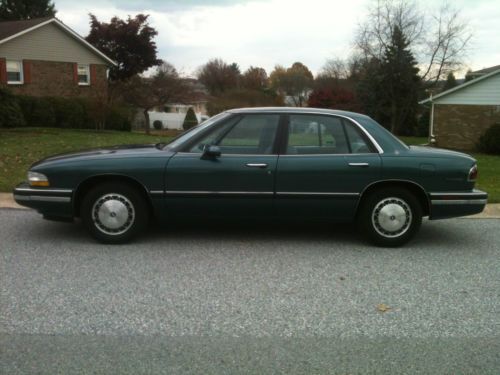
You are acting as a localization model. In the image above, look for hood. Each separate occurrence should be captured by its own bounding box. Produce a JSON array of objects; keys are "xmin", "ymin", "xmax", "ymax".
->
[
  {"xmin": 407, "ymin": 145, "xmax": 475, "ymax": 161},
  {"xmin": 31, "ymin": 144, "xmax": 167, "ymax": 168}
]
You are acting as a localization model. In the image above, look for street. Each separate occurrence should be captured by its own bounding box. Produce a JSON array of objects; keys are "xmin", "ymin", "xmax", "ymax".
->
[{"xmin": 1, "ymin": 208, "xmax": 499, "ymax": 374}]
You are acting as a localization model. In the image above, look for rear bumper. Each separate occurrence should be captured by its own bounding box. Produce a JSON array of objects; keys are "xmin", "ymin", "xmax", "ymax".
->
[
  {"xmin": 13, "ymin": 182, "xmax": 74, "ymax": 219},
  {"xmin": 429, "ymin": 189, "xmax": 488, "ymax": 219}
]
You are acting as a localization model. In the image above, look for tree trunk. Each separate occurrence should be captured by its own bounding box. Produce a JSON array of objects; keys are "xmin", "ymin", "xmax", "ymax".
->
[
  {"xmin": 143, "ymin": 109, "xmax": 150, "ymax": 135},
  {"xmin": 390, "ymin": 101, "xmax": 397, "ymax": 134}
]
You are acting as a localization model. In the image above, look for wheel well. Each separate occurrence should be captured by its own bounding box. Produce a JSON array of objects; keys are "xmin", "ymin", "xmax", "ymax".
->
[
  {"xmin": 73, "ymin": 175, "xmax": 154, "ymax": 218},
  {"xmin": 357, "ymin": 181, "xmax": 430, "ymax": 217}
]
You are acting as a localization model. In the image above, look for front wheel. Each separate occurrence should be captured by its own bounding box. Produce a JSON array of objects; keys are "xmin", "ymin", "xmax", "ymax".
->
[
  {"xmin": 358, "ymin": 188, "xmax": 422, "ymax": 247},
  {"xmin": 81, "ymin": 183, "xmax": 149, "ymax": 244}
]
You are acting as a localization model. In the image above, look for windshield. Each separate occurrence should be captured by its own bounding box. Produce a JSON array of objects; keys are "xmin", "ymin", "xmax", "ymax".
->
[{"xmin": 163, "ymin": 112, "xmax": 230, "ymax": 150}]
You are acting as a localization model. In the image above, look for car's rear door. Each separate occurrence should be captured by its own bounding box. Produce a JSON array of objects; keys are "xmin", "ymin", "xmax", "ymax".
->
[
  {"xmin": 164, "ymin": 113, "xmax": 281, "ymax": 218},
  {"xmin": 275, "ymin": 113, "xmax": 382, "ymax": 221}
]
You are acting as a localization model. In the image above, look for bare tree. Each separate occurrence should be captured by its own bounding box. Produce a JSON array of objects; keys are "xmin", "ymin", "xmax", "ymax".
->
[
  {"xmin": 355, "ymin": 0, "xmax": 472, "ymax": 85},
  {"xmin": 318, "ymin": 58, "xmax": 350, "ymax": 80},
  {"xmin": 122, "ymin": 63, "xmax": 190, "ymax": 134}
]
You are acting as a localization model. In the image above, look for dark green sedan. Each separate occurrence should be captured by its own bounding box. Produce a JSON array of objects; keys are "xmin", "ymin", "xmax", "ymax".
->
[{"xmin": 14, "ymin": 107, "xmax": 487, "ymax": 246}]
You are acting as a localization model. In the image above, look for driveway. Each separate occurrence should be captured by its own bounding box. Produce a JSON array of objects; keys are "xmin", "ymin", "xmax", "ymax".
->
[{"xmin": 1, "ymin": 209, "xmax": 499, "ymax": 374}]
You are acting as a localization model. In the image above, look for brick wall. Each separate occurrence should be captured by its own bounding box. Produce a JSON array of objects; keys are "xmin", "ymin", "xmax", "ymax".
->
[
  {"xmin": 434, "ymin": 104, "xmax": 500, "ymax": 151},
  {"xmin": 0, "ymin": 59, "xmax": 108, "ymax": 99}
]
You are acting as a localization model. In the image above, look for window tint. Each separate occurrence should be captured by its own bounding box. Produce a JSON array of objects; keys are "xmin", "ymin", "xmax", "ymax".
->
[
  {"xmin": 188, "ymin": 114, "xmax": 279, "ymax": 154},
  {"xmin": 6, "ymin": 60, "xmax": 22, "ymax": 83},
  {"xmin": 287, "ymin": 115, "xmax": 349, "ymax": 154},
  {"xmin": 344, "ymin": 122, "xmax": 373, "ymax": 153}
]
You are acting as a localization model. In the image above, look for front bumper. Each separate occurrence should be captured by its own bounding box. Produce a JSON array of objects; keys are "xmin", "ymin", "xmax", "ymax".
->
[
  {"xmin": 13, "ymin": 182, "xmax": 74, "ymax": 219},
  {"xmin": 429, "ymin": 189, "xmax": 488, "ymax": 219}
]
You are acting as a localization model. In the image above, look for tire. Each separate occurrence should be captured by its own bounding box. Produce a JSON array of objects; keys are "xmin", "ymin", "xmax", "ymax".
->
[
  {"xmin": 358, "ymin": 187, "xmax": 422, "ymax": 247},
  {"xmin": 81, "ymin": 182, "xmax": 149, "ymax": 244}
]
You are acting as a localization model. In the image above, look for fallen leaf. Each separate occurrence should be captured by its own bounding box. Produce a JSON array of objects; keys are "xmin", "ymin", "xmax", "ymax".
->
[{"xmin": 377, "ymin": 303, "xmax": 392, "ymax": 313}]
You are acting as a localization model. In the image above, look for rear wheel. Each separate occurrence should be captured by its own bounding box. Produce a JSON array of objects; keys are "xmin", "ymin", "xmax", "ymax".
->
[
  {"xmin": 358, "ymin": 187, "xmax": 422, "ymax": 247},
  {"xmin": 81, "ymin": 183, "xmax": 149, "ymax": 244}
]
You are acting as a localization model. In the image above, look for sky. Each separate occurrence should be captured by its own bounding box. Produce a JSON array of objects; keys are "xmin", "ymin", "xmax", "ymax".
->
[{"xmin": 56, "ymin": 0, "xmax": 500, "ymax": 78}]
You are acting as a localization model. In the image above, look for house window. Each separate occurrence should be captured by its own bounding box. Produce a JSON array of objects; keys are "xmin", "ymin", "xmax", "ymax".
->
[
  {"xmin": 77, "ymin": 64, "xmax": 90, "ymax": 85},
  {"xmin": 7, "ymin": 60, "xmax": 23, "ymax": 84}
]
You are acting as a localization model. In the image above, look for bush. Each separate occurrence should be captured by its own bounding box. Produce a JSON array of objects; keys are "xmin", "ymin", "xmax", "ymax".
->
[
  {"xmin": 182, "ymin": 107, "xmax": 198, "ymax": 130},
  {"xmin": 207, "ymin": 89, "xmax": 284, "ymax": 116},
  {"xmin": 27, "ymin": 97, "xmax": 56, "ymax": 127},
  {"xmin": 49, "ymin": 97, "xmax": 86, "ymax": 129},
  {"xmin": 0, "ymin": 88, "xmax": 25, "ymax": 128},
  {"xmin": 105, "ymin": 106, "xmax": 132, "ymax": 131},
  {"xmin": 153, "ymin": 120, "xmax": 163, "ymax": 130},
  {"xmin": 478, "ymin": 124, "xmax": 500, "ymax": 154}
]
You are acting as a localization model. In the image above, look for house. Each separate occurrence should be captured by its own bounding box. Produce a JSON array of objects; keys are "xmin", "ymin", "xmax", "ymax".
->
[
  {"xmin": 0, "ymin": 17, "xmax": 116, "ymax": 99},
  {"xmin": 420, "ymin": 66, "xmax": 500, "ymax": 150}
]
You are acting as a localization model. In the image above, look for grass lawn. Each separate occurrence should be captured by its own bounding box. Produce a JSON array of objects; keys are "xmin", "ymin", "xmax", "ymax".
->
[
  {"xmin": 399, "ymin": 136, "xmax": 500, "ymax": 203},
  {"xmin": 1, "ymin": 129, "xmax": 498, "ymax": 203},
  {"xmin": 0, "ymin": 128, "xmax": 175, "ymax": 192}
]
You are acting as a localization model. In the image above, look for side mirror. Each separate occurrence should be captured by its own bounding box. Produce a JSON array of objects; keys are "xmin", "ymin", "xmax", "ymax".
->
[{"xmin": 201, "ymin": 144, "xmax": 221, "ymax": 159}]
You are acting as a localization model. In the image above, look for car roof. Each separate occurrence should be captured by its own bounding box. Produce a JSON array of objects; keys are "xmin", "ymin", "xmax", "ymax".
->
[{"xmin": 227, "ymin": 107, "xmax": 370, "ymax": 119}]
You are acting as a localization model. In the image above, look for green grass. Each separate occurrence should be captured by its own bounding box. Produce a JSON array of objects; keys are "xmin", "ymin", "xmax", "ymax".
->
[
  {"xmin": 399, "ymin": 136, "xmax": 500, "ymax": 203},
  {"xmin": 0, "ymin": 128, "xmax": 174, "ymax": 192},
  {"xmin": 1, "ymin": 129, "xmax": 498, "ymax": 203}
]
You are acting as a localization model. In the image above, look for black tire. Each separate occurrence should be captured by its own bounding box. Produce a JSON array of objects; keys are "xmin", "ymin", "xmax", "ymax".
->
[
  {"xmin": 81, "ymin": 182, "xmax": 149, "ymax": 244},
  {"xmin": 357, "ymin": 187, "xmax": 422, "ymax": 247}
]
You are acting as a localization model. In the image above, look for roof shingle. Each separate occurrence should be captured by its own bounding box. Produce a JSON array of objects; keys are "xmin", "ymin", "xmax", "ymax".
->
[{"xmin": 0, "ymin": 17, "xmax": 53, "ymax": 42}]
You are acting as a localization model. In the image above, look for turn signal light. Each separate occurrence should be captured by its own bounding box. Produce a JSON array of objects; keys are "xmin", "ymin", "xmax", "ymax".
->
[{"xmin": 28, "ymin": 171, "xmax": 50, "ymax": 187}]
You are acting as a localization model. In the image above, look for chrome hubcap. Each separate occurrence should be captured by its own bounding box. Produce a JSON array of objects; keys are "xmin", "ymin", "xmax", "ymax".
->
[
  {"xmin": 92, "ymin": 194, "xmax": 135, "ymax": 236},
  {"xmin": 372, "ymin": 197, "xmax": 412, "ymax": 238}
]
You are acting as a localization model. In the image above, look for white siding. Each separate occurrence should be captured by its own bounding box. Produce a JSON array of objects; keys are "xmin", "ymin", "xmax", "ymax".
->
[
  {"xmin": 0, "ymin": 23, "xmax": 107, "ymax": 64},
  {"xmin": 435, "ymin": 72, "xmax": 500, "ymax": 105}
]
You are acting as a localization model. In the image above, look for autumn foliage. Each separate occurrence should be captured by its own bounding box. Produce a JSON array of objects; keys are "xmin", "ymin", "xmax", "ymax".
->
[{"xmin": 307, "ymin": 87, "xmax": 361, "ymax": 112}]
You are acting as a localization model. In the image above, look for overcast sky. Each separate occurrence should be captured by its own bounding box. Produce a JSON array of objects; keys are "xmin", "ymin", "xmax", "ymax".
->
[{"xmin": 56, "ymin": 0, "xmax": 500, "ymax": 78}]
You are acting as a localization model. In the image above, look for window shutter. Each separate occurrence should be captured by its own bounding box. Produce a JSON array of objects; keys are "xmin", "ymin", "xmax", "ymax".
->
[
  {"xmin": 0, "ymin": 58, "xmax": 6, "ymax": 84},
  {"xmin": 89, "ymin": 64, "xmax": 97, "ymax": 85},
  {"xmin": 73, "ymin": 63, "xmax": 78, "ymax": 84},
  {"xmin": 23, "ymin": 60, "xmax": 31, "ymax": 83}
]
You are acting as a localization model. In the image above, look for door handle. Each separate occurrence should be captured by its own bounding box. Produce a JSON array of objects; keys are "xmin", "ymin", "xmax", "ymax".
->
[
  {"xmin": 246, "ymin": 163, "xmax": 268, "ymax": 168},
  {"xmin": 348, "ymin": 162, "xmax": 370, "ymax": 167}
]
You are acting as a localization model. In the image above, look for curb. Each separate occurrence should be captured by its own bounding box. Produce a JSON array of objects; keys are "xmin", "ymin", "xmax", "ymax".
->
[{"xmin": 1, "ymin": 192, "xmax": 499, "ymax": 218}]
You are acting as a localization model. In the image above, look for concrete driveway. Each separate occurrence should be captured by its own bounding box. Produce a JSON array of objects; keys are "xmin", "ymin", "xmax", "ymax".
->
[{"xmin": 1, "ymin": 208, "xmax": 499, "ymax": 374}]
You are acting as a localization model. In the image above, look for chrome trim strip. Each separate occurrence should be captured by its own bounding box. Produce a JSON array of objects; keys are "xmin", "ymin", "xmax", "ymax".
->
[
  {"xmin": 165, "ymin": 190, "xmax": 274, "ymax": 196},
  {"xmin": 14, "ymin": 187, "xmax": 73, "ymax": 194},
  {"xmin": 429, "ymin": 192, "xmax": 487, "ymax": 197},
  {"xmin": 348, "ymin": 162, "xmax": 370, "ymax": 167},
  {"xmin": 149, "ymin": 190, "xmax": 164, "ymax": 195},
  {"xmin": 276, "ymin": 192, "xmax": 359, "ymax": 197},
  {"xmin": 431, "ymin": 199, "xmax": 487, "ymax": 205},
  {"xmin": 14, "ymin": 195, "xmax": 71, "ymax": 203}
]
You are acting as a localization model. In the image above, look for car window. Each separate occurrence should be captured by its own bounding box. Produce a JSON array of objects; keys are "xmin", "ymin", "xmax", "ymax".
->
[
  {"xmin": 343, "ymin": 122, "xmax": 373, "ymax": 153},
  {"xmin": 187, "ymin": 114, "xmax": 280, "ymax": 154},
  {"xmin": 287, "ymin": 115, "xmax": 349, "ymax": 154}
]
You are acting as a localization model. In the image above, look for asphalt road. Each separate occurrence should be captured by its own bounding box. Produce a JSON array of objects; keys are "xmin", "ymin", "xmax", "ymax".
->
[{"xmin": 1, "ymin": 209, "xmax": 499, "ymax": 374}]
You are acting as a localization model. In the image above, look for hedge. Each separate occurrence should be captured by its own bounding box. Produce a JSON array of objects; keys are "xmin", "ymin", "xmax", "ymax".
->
[
  {"xmin": 477, "ymin": 124, "xmax": 500, "ymax": 154},
  {"xmin": 0, "ymin": 88, "xmax": 132, "ymax": 131}
]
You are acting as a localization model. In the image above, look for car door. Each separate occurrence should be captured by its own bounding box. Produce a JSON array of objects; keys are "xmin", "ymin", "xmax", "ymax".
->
[
  {"xmin": 275, "ymin": 113, "xmax": 382, "ymax": 221},
  {"xmin": 164, "ymin": 113, "xmax": 281, "ymax": 218}
]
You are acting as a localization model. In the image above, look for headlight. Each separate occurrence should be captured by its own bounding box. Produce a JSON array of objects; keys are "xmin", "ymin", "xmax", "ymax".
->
[{"xmin": 28, "ymin": 171, "xmax": 50, "ymax": 187}]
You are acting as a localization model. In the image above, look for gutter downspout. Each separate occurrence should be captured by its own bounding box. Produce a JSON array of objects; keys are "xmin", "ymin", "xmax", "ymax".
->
[{"xmin": 429, "ymin": 94, "xmax": 436, "ymax": 145}]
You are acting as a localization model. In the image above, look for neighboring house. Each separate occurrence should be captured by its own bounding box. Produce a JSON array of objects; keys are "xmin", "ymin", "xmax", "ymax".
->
[
  {"xmin": 420, "ymin": 66, "xmax": 500, "ymax": 151},
  {"xmin": 0, "ymin": 17, "xmax": 116, "ymax": 98}
]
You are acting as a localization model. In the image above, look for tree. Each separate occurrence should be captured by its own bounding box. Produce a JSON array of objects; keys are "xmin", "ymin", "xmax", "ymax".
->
[
  {"xmin": 0, "ymin": 0, "xmax": 55, "ymax": 20},
  {"xmin": 379, "ymin": 26, "xmax": 421, "ymax": 135},
  {"xmin": 197, "ymin": 58, "xmax": 240, "ymax": 95},
  {"xmin": 464, "ymin": 69, "xmax": 474, "ymax": 82},
  {"xmin": 242, "ymin": 66, "xmax": 268, "ymax": 90},
  {"xmin": 121, "ymin": 64, "xmax": 190, "ymax": 134},
  {"xmin": 356, "ymin": 0, "xmax": 472, "ymax": 86},
  {"xmin": 307, "ymin": 87, "xmax": 361, "ymax": 112},
  {"xmin": 207, "ymin": 89, "xmax": 284, "ymax": 116},
  {"xmin": 270, "ymin": 62, "xmax": 314, "ymax": 106},
  {"xmin": 182, "ymin": 107, "xmax": 198, "ymax": 130},
  {"xmin": 442, "ymin": 72, "xmax": 458, "ymax": 91},
  {"xmin": 86, "ymin": 14, "xmax": 161, "ymax": 83}
]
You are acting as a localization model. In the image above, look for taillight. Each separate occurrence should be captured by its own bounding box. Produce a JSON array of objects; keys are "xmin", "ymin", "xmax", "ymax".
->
[{"xmin": 468, "ymin": 164, "xmax": 478, "ymax": 181}]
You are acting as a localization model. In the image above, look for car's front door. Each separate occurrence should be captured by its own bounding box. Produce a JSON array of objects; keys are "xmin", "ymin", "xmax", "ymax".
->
[
  {"xmin": 164, "ymin": 113, "xmax": 281, "ymax": 218},
  {"xmin": 275, "ymin": 113, "xmax": 382, "ymax": 221}
]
